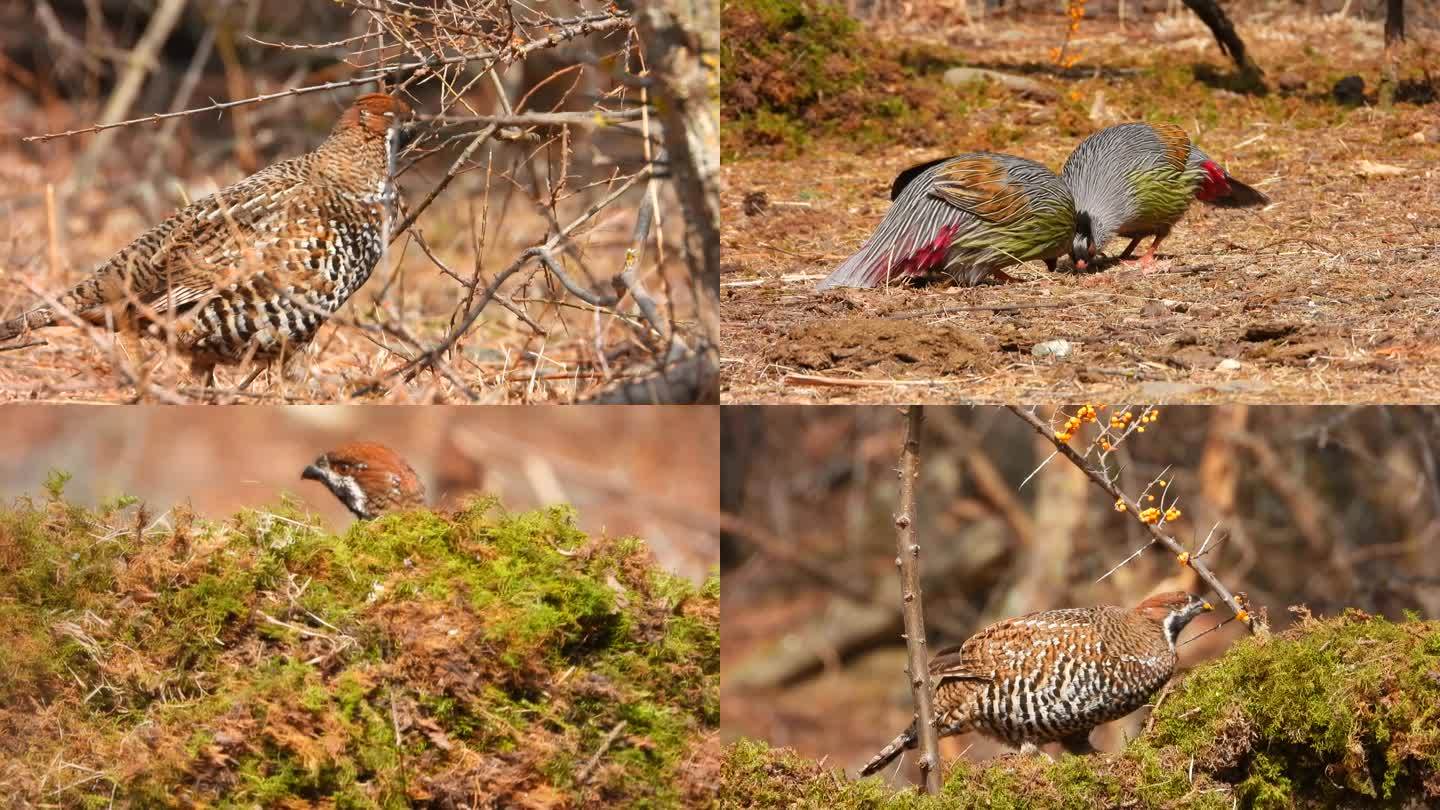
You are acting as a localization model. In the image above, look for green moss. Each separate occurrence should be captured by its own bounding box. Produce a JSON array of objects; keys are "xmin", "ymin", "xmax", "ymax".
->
[
  {"xmin": 721, "ymin": 0, "xmax": 979, "ymax": 155},
  {"xmin": 0, "ymin": 491, "xmax": 718, "ymax": 807},
  {"xmin": 1151, "ymin": 610, "xmax": 1440, "ymax": 803},
  {"xmin": 725, "ymin": 613, "xmax": 1440, "ymax": 807}
]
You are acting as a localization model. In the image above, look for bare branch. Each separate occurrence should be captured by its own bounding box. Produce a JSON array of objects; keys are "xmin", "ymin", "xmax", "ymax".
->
[
  {"xmin": 1006, "ymin": 405, "xmax": 1267, "ymax": 637},
  {"xmin": 893, "ymin": 406, "xmax": 942, "ymax": 793}
]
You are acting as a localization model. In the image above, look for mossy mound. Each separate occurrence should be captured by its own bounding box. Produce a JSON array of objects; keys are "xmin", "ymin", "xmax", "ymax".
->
[
  {"xmin": 1151, "ymin": 608, "xmax": 1440, "ymax": 806},
  {"xmin": 0, "ymin": 477, "xmax": 719, "ymax": 808},
  {"xmin": 721, "ymin": 0, "xmax": 988, "ymax": 156},
  {"xmin": 722, "ymin": 611, "xmax": 1440, "ymax": 808}
]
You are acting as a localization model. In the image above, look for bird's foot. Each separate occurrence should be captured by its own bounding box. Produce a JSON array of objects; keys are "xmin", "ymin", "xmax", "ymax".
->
[
  {"xmin": 1018, "ymin": 742, "xmax": 1054, "ymax": 760},
  {"xmin": 1122, "ymin": 253, "xmax": 1164, "ymax": 272}
]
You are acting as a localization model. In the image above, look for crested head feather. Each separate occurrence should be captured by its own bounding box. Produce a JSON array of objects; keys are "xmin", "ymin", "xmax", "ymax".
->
[{"xmin": 336, "ymin": 94, "xmax": 413, "ymax": 139}]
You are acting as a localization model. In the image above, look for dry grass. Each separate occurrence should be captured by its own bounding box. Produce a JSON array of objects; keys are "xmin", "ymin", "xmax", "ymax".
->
[{"xmin": 721, "ymin": 9, "xmax": 1440, "ymax": 404}]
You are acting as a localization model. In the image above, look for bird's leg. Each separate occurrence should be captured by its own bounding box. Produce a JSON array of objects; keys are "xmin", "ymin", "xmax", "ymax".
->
[
  {"xmin": 1136, "ymin": 230, "xmax": 1170, "ymax": 271},
  {"xmin": 114, "ymin": 330, "xmax": 152, "ymax": 386},
  {"xmin": 189, "ymin": 357, "xmax": 218, "ymax": 393},
  {"xmin": 1018, "ymin": 742, "xmax": 1054, "ymax": 760},
  {"xmin": 1044, "ymin": 257, "xmax": 1058, "ymax": 273},
  {"xmin": 1117, "ymin": 238, "xmax": 1143, "ymax": 260},
  {"xmin": 1059, "ymin": 732, "xmax": 1097, "ymax": 756},
  {"xmin": 990, "ymin": 267, "xmax": 1022, "ymax": 284},
  {"xmin": 1123, "ymin": 227, "xmax": 1169, "ymax": 270},
  {"xmin": 238, "ymin": 366, "xmax": 265, "ymax": 391}
]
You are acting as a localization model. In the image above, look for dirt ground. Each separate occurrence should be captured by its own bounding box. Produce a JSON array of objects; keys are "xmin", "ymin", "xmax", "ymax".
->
[{"xmin": 721, "ymin": 10, "xmax": 1440, "ymax": 404}]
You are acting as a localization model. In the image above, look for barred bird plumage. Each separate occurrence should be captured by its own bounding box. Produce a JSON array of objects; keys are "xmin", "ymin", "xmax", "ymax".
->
[
  {"xmin": 1061, "ymin": 122, "xmax": 1268, "ymax": 270},
  {"xmin": 816, "ymin": 153, "xmax": 1076, "ymax": 290},
  {"xmin": 859, "ymin": 591, "xmax": 1211, "ymax": 777},
  {"xmin": 0, "ymin": 93, "xmax": 413, "ymax": 379},
  {"xmin": 302, "ymin": 442, "xmax": 426, "ymax": 520}
]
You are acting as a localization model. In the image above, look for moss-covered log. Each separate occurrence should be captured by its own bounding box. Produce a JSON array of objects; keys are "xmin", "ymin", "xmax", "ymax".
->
[
  {"xmin": 0, "ymin": 479, "xmax": 719, "ymax": 808},
  {"xmin": 723, "ymin": 611, "xmax": 1440, "ymax": 808}
]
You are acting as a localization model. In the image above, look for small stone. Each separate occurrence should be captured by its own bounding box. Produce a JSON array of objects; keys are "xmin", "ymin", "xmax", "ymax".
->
[
  {"xmin": 1032, "ymin": 339, "xmax": 1073, "ymax": 359},
  {"xmin": 1216, "ymin": 358, "xmax": 1242, "ymax": 371},
  {"xmin": 1276, "ymin": 72, "xmax": 1307, "ymax": 92}
]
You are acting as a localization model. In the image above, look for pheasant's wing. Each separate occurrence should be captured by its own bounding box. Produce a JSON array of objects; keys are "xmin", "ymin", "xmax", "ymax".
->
[
  {"xmin": 928, "ymin": 641, "xmax": 993, "ymax": 686},
  {"xmin": 1147, "ymin": 122, "xmax": 1193, "ymax": 173},
  {"xmin": 927, "ymin": 155, "xmax": 1038, "ymax": 228},
  {"xmin": 818, "ymin": 153, "xmax": 1044, "ymax": 290},
  {"xmin": 81, "ymin": 158, "xmax": 311, "ymax": 316}
]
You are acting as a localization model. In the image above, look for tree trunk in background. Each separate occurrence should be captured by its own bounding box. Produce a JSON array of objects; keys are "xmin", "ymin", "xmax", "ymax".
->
[
  {"xmin": 625, "ymin": 0, "xmax": 720, "ymax": 396},
  {"xmin": 1380, "ymin": 0, "xmax": 1405, "ymax": 107},
  {"xmin": 1181, "ymin": 0, "xmax": 1265, "ymax": 90},
  {"xmin": 991, "ymin": 426, "xmax": 1084, "ymax": 620}
]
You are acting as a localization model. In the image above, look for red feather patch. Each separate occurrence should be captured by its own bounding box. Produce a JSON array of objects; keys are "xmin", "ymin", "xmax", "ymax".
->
[{"xmin": 873, "ymin": 224, "xmax": 961, "ymax": 284}]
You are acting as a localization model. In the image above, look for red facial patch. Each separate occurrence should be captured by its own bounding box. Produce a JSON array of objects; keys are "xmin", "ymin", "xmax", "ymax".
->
[{"xmin": 1195, "ymin": 160, "xmax": 1231, "ymax": 202}]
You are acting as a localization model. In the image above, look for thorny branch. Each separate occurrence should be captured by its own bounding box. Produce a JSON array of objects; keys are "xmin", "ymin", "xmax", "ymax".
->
[
  {"xmin": 1006, "ymin": 405, "xmax": 1267, "ymax": 637},
  {"xmin": 892, "ymin": 405, "xmax": 943, "ymax": 793},
  {"xmin": 22, "ymin": 13, "xmax": 634, "ymax": 143}
]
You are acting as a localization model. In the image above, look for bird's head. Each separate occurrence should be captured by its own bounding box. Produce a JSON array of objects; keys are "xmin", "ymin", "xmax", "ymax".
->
[
  {"xmin": 1071, "ymin": 210, "xmax": 1098, "ymax": 270},
  {"xmin": 332, "ymin": 93, "xmax": 414, "ymax": 179},
  {"xmin": 302, "ymin": 442, "xmax": 426, "ymax": 520},
  {"xmin": 1136, "ymin": 591, "xmax": 1212, "ymax": 650},
  {"xmin": 338, "ymin": 93, "xmax": 413, "ymax": 140}
]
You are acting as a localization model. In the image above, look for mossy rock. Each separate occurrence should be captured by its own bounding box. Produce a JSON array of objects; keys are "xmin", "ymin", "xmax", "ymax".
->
[
  {"xmin": 0, "ymin": 483, "xmax": 719, "ymax": 808},
  {"xmin": 722, "ymin": 611, "xmax": 1440, "ymax": 808}
]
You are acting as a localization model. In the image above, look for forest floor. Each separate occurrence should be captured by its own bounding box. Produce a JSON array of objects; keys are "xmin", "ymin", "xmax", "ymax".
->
[{"xmin": 720, "ymin": 9, "xmax": 1440, "ymax": 404}]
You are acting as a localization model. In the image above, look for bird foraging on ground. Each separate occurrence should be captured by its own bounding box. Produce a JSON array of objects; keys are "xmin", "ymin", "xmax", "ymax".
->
[
  {"xmin": 302, "ymin": 442, "xmax": 426, "ymax": 520},
  {"xmin": 1061, "ymin": 122, "xmax": 1269, "ymax": 271},
  {"xmin": 859, "ymin": 591, "xmax": 1211, "ymax": 777},
  {"xmin": 816, "ymin": 153, "xmax": 1075, "ymax": 290},
  {"xmin": 0, "ymin": 93, "xmax": 413, "ymax": 382}
]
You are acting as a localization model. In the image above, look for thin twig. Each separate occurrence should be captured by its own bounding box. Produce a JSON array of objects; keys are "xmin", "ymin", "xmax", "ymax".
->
[
  {"xmin": 576, "ymin": 720, "xmax": 627, "ymax": 784},
  {"xmin": 1006, "ymin": 405, "xmax": 1265, "ymax": 636},
  {"xmin": 24, "ymin": 14, "xmax": 633, "ymax": 143}
]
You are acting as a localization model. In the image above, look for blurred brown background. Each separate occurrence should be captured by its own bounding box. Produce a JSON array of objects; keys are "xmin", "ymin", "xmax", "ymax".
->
[
  {"xmin": 720, "ymin": 405, "xmax": 1440, "ymax": 782},
  {"xmin": 0, "ymin": 405, "xmax": 719, "ymax": 582}
]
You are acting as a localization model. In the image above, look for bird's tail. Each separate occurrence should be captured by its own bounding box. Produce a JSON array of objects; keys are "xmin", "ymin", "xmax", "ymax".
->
[
  {"xmin": 859, "ymin": 720, "xmax": 919, "ymax": 777},
  {"xmin": 0, "ymin": 307, "xmax": 56, "ymax": 342},
  {"xmin": 1201, "ymin": 173, "xmax": 1269, "ymax": 209},
  {"xmin": 1192, "ymin": 156, "xmax": 1270, "ymax": 209}
]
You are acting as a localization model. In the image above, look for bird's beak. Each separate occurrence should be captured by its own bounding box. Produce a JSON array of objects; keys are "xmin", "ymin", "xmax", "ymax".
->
[
  {"xmin": 301, "ymin": 464, "xmax": 324, "ymax": 482},
  {"xmin": 1074, "ymin": 258, "xmax": 1088, "ymax": 270},
  {"xmin": 1202, "ymin": 600, "xmax": 1214, "ymax": 611}
]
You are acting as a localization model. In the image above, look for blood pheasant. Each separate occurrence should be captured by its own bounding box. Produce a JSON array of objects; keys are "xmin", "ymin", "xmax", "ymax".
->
[
  {"xmin": 816, "ymin": 153, "xmax": 1075, "ymax": 290},
  {"xmin": 0, "ymin": 93, "xmax": 412, "ymax": 379},
  {"xmin": 1061, "ymin": 122, "xmax": 1268, "ymax": 270},
  {"xmin": 302, "ymin": 442, "xmax": 426, "ymax": 520},
  {"xmin": 860, "ymin": 591, "xmax": 1211, "ymax": 776}
]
